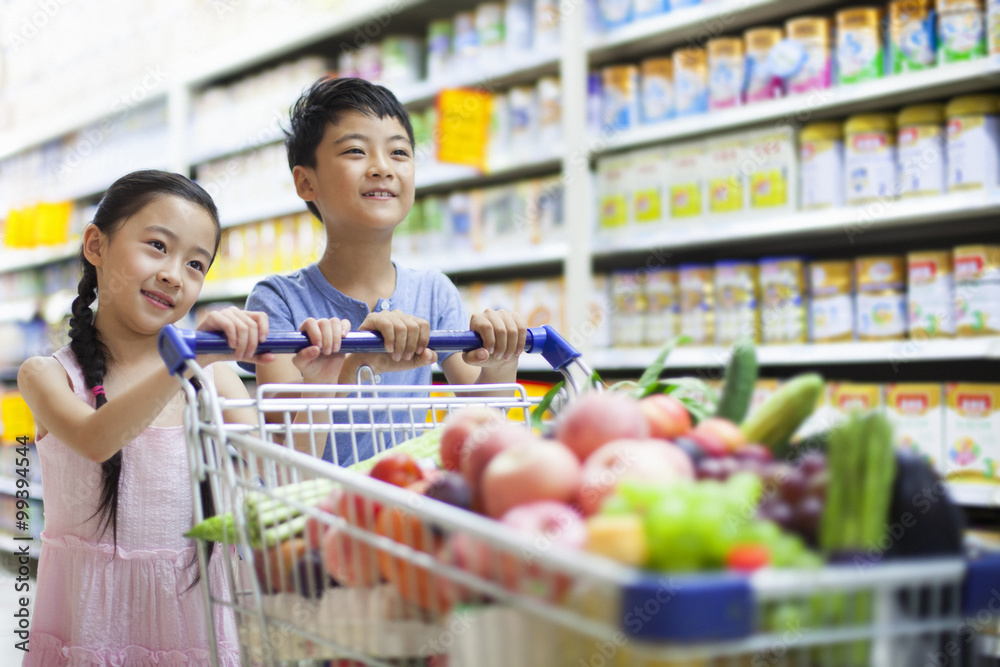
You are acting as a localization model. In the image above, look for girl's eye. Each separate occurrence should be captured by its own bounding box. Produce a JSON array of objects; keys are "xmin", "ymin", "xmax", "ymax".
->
[
  {"xmin": 392, "ymin": 149, "xmax": 411, "ymax": 158},
  {"xmin": 188, "ymin": 260, "xmax": 206, "ymax": 273},
  {"xmin": 344, "ymin": 148, "xmax": 364, "ymax": 155},
  {"xmin": 148, "ymin": 240, "xmax": 166, "ymax": 252}
]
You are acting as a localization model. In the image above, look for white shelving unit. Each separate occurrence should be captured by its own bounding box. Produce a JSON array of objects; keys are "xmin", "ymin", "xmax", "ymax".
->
[{"xmin": 589, "ymin": 338, "xmax": 1000, "ymax": 371}]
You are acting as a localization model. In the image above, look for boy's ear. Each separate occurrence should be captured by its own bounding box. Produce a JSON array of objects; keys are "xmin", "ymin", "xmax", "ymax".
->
[
  {"xmin": 82, "ymin": 224, "xmax": 104, "ymax": 266},
  {"xmin": 292, "ymin": 165, "xmax": 318, "ymax": 202}
]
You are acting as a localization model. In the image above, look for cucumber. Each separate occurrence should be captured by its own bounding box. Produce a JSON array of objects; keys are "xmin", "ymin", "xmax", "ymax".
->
[
  {"xmin": 714, "ymin": 338, "xmax": 758, "ymax": 424},
  {"xmin": 740, "ymin": 373, "xmax": 825, "ymax": 450}
]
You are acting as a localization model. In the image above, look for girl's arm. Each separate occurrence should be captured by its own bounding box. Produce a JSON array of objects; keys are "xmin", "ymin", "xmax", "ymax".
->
[
  {"xmin": 17, "ymin": 308, "xmax": 273, "ymax": 463},
  {"xmin": 18, "ymin": 358, "xmax": 192, "ymax": 463}
]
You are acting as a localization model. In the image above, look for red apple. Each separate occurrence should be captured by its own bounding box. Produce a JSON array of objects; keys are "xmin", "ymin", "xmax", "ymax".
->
[
  {"xmin": 501, "ymin": 501, "xmax": 585, "ymax": 601},
  {"xmin": 576, "ymin": 438, "xmax": 694, "ymax": 515},
  {"xmin": 369, "ymin": 452, "xmax": 425, "ymax": 488},
  {"xmin": 693, "ymin": 417, "xmax": 747, "ymax": 454},
  {"xmin": 480, "ymin": 439, "xmax": 582, "ymax": 519},
  {"xmin": 555, "ymin": 392, "xmax": 651, "ymax": 461},
  {"xmin": 439, "ymin": 407, "xmax": 505, "ymax": 472},
  {"xmin": 638, "ymin": 394, "xmax": 693, "ymax": 440},
  {"xmin": 684, "ymin": 428, "xmax": 729, "ymax": 458},
  {"xmin": 305, "ymin": 488, "xmax": 341, "ymax": 549}
]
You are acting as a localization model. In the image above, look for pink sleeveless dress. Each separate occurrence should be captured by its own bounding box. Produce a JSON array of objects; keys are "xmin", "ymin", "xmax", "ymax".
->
[{"xmin": 24, "ymin": 347, "xmax": 241, "ymax": 666}]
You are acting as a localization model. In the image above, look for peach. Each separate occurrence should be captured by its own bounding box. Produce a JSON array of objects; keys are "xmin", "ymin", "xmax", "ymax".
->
[
  {"xmin": 555, "ymin": 392, "xmax": 650, "ymax": 461},
  {"xmin": 638, "ymin": 394, "xmax": 693, "ymax": 440},
  {"xmin": 440, "ymin": 407, "xmax": 505, "ymax": 472},
  {"xmin": 480, "ymin": 439, "xmax": 582, "ymax": 519},
  {"xmin": 576, "ymin": 438, "xmax": 694, "ymax": 516},
  {"xmin": 459, "ymin": 422, "xmax": 527, "ymax": 494},
  {"xmin": 693, "ymin": 417, "xmax": 747, "ymax": 454}
]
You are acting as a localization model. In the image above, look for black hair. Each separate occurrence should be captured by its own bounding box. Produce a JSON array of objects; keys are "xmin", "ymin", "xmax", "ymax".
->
[
  {"xmin": 285, "ymin": 76, "xmax": 414, "ymax": 221},
  {"xmin": 68, "ymin": 169, "xmax": 220, "ymax": 580}
]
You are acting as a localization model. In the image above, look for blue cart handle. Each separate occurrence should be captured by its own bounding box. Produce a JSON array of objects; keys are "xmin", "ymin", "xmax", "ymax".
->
[{"xmin": 159, "ymin": 324, "xmax": 581, "ymax": 375}]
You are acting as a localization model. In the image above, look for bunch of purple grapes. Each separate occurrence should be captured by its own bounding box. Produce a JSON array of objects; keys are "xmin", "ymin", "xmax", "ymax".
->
[
  {"xmin": 691, "ymin": 445, "xmax": 828, "ymax": 547},
  {"xmin": 756, "ymin": 451, "xmax": 827, "ymax": 546}
]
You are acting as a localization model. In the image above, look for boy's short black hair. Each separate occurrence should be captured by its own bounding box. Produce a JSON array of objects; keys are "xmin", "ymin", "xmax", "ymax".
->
[{"xmin": 286, "ymin": 76, "xmax": 415, "ymax": 221}]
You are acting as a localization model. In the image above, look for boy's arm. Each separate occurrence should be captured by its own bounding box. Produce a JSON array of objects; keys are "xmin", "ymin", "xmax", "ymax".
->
[{"xmin": 439, "ymin": 308, "xmax": 527, "ymax": 392}]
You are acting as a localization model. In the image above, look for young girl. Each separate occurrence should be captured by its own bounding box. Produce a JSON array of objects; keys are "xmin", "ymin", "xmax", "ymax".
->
[{"xmin": 16, "ymin": 170, "xmax": 350, "ymax": 666}]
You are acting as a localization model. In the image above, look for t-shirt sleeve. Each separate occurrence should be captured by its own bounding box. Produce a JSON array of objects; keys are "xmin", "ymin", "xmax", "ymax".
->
[
  {"xmin": 239, "ymin": 279, "xmax": 295, "ymax": 373},
  {"xmin": 433, "ymin": 272, "xmax": 469, "ymax": 364}
]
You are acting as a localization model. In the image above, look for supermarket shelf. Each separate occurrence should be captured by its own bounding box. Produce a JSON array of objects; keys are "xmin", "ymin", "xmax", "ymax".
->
[
  {"xmin": 589, "ymin": 338, "xmax": 1000, "ymax": 371},
  {"xmin": 0, "ymin": 475, "xmax": 40, "ymax": 499},
  {"xmin": 593, "ymin": 190, "xmax": 1000, "ymax": 256},
  {"xmin": 0, "ymin": 92, "xmax": 169, "ymax": 162},
  {"xmin": 0, "ymin": 243, "xmax": 78, "ymax": 275},
  {"xmin": 0, "ymin": 534, "xmax": 40, "ymax": 560},
  {"xmin": 595, "ymin": 56, "xmax": 1000, "ymax": 156},
  {"xmin": 198, "ymin": 242, "xmax": 567, "ymax": 302},
  {"xmin": 949, "ymin": 482, "xmax": 1000, "ymax": 509},
  {"xmin": 588, "ymin": 0, "xmax": 842, "ymax": 65},
  {"xmin": 401, "ymin": 241, "xmax": 567, "ymax": 275},
  {"xmin": 416, "ymin": 152, "xmax": 562, "ymax": 193},
  {"xmin": 395, "ymin": 46, "xmax": 560, "ymax": 108},
  {"xmin": 0, "ymin": 368, "xmax": 18, "ymax": 382},
  {"xmin": 179, "ymin": 0, "xmax": 424, "ymax": 87},
  {"xmin": 220, "ymin": 194, "xmax": 306, "ymax": 229}
]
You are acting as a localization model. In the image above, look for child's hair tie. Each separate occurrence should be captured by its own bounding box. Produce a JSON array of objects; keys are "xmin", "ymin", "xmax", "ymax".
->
[{"xmin": 92, "ymin": 386, "xmax": 106, "ymax": 397}]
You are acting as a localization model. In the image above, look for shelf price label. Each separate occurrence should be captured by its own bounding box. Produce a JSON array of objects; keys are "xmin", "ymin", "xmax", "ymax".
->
[{"xmin": 436, "ymin": 88, "xmax": 492, "ymax": 171}]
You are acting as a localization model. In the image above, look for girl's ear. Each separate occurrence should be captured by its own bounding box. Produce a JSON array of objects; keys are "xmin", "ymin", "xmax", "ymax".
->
[
  {"xmin": 82, "ymin": 224, "xmax": 104, "ymax": 266},
  {"xmin": 292, "ymin": 165, "xmax": 318, "ymax": 202}
]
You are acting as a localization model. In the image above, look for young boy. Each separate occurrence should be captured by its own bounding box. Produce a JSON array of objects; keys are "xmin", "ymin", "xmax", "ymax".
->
[{"xmin": 244, "ymin": 76, "xmax": 527, "ymax": 464}]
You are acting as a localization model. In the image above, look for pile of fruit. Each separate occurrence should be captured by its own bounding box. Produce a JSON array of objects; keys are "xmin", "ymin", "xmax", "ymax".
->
[{"xmin": 186, "ymin": 337, "xmax": 966, "ymax": 619}]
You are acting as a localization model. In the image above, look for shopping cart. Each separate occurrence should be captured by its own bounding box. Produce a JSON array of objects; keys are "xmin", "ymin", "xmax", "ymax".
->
[{"xmin": 159, "ymin": 325, "xmax": 1000, "ymax": 667}]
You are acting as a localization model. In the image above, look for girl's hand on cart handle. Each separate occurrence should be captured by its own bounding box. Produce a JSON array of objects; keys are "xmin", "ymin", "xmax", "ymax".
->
[
  {"xmin": 463, "ymin": 309, "xmax": 528, "ymax": 368},
  {"xmin": 194, "ymin": 307, "xmax": 276, "ymax": 366},
  {"xmin": 293, "ymin": 317, "xmax": 353, "ymax": 384}
]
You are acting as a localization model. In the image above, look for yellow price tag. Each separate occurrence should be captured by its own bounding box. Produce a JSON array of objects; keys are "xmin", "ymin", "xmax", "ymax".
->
[{"xmin": 436, "ymin": 88, "xmax": 492, "ymax": 170}]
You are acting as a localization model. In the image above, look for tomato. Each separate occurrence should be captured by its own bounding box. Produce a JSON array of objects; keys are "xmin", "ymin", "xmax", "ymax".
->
[
  {"xmin": 369, "ymin": 452, "xmax": 425, "ymax": 488},
  {"xmin": 725, "ymin": 543, "xmax": 771, "ymax": 572}
]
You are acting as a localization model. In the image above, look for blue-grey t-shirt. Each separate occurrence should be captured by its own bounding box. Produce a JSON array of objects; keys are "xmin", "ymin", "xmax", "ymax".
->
[{"xmin": 243, "ymin": 262, "xmax": 468, "ymax": 465}]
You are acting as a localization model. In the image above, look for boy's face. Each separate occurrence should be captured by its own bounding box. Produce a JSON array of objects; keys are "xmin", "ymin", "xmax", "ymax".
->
[{"xmin": 293, "ymin": 110, "xmax": 415, "ymax": 236}]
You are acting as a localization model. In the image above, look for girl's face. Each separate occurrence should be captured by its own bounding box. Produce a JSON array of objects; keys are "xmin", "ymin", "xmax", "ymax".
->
[{"xmin": 85, "ymin": 195, "xmax": 217, "ymax": 334}]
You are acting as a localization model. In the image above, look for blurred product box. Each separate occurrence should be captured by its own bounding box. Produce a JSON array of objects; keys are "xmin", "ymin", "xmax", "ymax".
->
[
  {"xmin": 589, "ymin": 273, "xmax": 614, "ymax": 350},
  {"xmin": 597, "ymin": 155, "xmax": 632, "ymax": 235},
  {"xmin": 759, "ymin": 256, "xmax": 808, "ymax": 344},
  {"xmin": 705, "ymin": 133, "xmax": 747, "ymax": 217},
  {"xmin": 518, "ymin": 277, "xmax": 566, "ymax": 331},
  {"xmin": 714, "ymin": 260, "xmax": 759, "ymax": 345},
  {"xmin": 610, "ymin": 269, "xmax": 646, "ymax": 347},
  {"xmin": 829, "ymin": 382, "xmax": 884, "ymax": 425},
  {"xmin": 665, "ymin": 140, "xmax": 706, "ymax": 220},
  {"xmin": 678, "ymin": 263, "xmax": 715, "ymax": 345},
  {"xmin": 643, "ymin": 267, "xmax": 678, "ymax": 348},
  {"xmin": 886, "ymin": 383, "xmax": 946, "ymax": 474},
  {"xmin": 745, "ymin": 126, "xmax": 797, "ymax": 213},
  {"xmin": 629, "ymin": 147, "xmax": 666, "ymax": 231},
  {"xmin": 945, "ymin": 382, "xmax": 1000, "ymax": 482}
]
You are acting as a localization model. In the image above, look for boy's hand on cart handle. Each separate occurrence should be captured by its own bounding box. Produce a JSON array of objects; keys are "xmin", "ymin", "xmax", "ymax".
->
[
  {"xmin": 463, "ymin": 309, "xmax": 527, "ymax": 368},
  {"xmin": 293, "ymin": 317, "xmax": 353, "ymax": 384},
  {"xmin": 348, "ymin": 310, "xmax": 438, "ymax": 374},
  {"xmin": 194, "ymin": 307, "xmax": 276, "ymax": 366}
]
